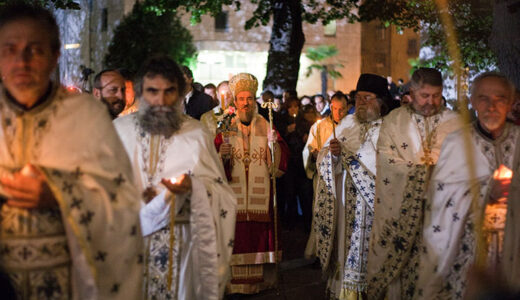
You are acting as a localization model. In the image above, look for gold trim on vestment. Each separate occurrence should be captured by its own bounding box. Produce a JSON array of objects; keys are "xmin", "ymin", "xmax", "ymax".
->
[
  {"xmin": 236, "ymin": 210, "xmax": 271, "ymax": 222},
  {"xmin": 338, "ymin": 288, "xmax": 366, "ymax": 300},
  {"xmin": 229, "ymin": 250, "xmax": 282, "ymax": 265},
  {"xmin": 226, "ymin": 281, "xmax": 276, "ymax": 295}
]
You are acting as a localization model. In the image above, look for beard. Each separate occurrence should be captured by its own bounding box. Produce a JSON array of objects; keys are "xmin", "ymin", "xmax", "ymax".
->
[
  {"xmin": 412, "ymin": 102, "xmax": 441, "ymax": 117},
  {"xmin": 138, "ymin": 99, "xmax": 184, "ymax": 138},
  {"xmin": 355, "ymin": 105, "xmax": 380, "ymax": 123},
  {"xmin": 101, "ymin": 96, "xmax": 125, "ymax": 119},
  {"xmin": 479, "ymin": 113, "xmax": 505, "ymax": 132},
  {"xmin": 237, "ymin": 107, "xmax": 254, "ymax": 123}
]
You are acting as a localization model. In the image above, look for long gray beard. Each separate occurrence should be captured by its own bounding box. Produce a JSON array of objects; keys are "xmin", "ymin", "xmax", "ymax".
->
[
  {"xmin": 355, "ymin": 108, "xmax": 379, "ymax": 123},
  {"xmin": 137, "ymin": 100, "xmax": 184, "ymax": 138}
]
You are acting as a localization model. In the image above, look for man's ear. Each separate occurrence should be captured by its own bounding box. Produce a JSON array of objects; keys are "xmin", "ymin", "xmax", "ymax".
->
[{"xmin": 93, "ymin": 88, "xmax": 101, "ymax": 99}]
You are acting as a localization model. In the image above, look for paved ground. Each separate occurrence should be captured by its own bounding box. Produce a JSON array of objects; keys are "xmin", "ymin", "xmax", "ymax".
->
[{"xmin": 226, "ymin": 222, "xmax": 327, "ymax": 300}]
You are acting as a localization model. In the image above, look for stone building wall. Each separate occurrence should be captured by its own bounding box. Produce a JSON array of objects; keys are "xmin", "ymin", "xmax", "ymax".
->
[{"xmin": 55, "ymin": 0, "xmax": 132, "ymax": 90}]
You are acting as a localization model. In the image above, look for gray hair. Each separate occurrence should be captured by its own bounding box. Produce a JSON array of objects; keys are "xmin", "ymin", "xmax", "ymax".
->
[
  {"xmin": 470, "ymin": 71, "xmax": 516, "ymax": 99},
  {"xmin": 410, "ymin": 68, "xmax": 443, "ymax": 91}
]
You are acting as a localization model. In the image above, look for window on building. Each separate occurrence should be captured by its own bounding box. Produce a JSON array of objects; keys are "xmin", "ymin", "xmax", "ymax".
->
[
  {"xmin": 215, "ymin": 11, "xmax": 229, "ymax": 32},
  {"xmin": 378, "ymin": 24, "xmax": 386, "ymax": 40},
  {"xmin": 236, "ymin": 55, "xmax": 246, "ymax": 68},
  {"xmin": 376, "ymin": 54, "xmax": 386, "ymax": 69},
  {"xmin": 324, "ymin": 20, "xmax": 336, "ymax": 37},
  {"xmin": 225, "ymin": 54, "xmax": 234, "ymax": 68},
  {"xmin": 101, "ymin": 8, "xmax": 108, "ymax": 32},
  {"xmin": 407, "ymin": 38, "xmax": 418, "ymax": 56}
]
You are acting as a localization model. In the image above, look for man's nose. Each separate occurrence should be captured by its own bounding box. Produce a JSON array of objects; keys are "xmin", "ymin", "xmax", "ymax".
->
[
  {"xmin": 487, "ymin": 101, "xmax": 497, "ymax": 111},
  {"xmin": 16, "ymin": 47, "xmax": 33, "ymax": 63},
  {"xmin": 116, "ymin": 88, "xmax": 125, "ymax": 101},
  {"xmin": 157, "ymin": 92, "xmax": 167, "ymax": 105}
]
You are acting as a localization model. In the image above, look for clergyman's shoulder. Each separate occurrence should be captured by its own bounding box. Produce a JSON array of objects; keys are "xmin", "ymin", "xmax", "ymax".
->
[
  {"xmin": 443, "ymin": 125, "xmax": 469, "ymax": 146},
  {"xmin": 180, "ymin": 116, "xmax": 211, "ymax": 137},
  {"xmin": 385, "ymin": 105, "xmax": 408, "ymax": 120},
  {"xmin": 380, "ymin": 106, "xmax": 408, "ymax": 130},
  {"xmin": 113, "ymin": 112, "xmax": 136, "ymax": 131},
  {"xmin": 441, "ymin": 108, "xmax": 461, "ymax": 120}
]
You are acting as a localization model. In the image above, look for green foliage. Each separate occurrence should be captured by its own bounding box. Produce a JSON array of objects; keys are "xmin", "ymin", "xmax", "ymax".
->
[
  {"xmin": 103, "ymin": 2, "xmax": 197, "ymax": 75},
  {"xmin": 357, "ymin": 0, "xmax": 496, "ymax": 74},
  {"xmin": 305, "ymin": 45, "xmax": 343, "ymax": 79},
  {"xmin": 0, "ymin": 0, "xmax": 80, "ymax": 9},
  {"xmin": 135, "ymin": 0, "xmax": 241, "ymax": 25},
  {"xmin": 125, "ymin": 0, "xmax": 496, "ymax": 89}
]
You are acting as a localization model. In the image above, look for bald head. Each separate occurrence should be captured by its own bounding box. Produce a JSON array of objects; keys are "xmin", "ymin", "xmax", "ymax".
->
[{"xmin": 93, "ymin": 70, "xmax": 126, "ymax": 119}]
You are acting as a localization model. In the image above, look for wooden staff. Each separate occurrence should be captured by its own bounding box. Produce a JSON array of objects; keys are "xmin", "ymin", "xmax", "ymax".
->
[
  {"xmin": 166, "ymin": 177, "xmax": 177, "ymax": 292},
  {"xmin": 260, "ymin": 100, "xmax": 280, "ymax": 273},
  {"xmin": 331, "ymin": 114, "xmax": 336, "ymax": 139}
]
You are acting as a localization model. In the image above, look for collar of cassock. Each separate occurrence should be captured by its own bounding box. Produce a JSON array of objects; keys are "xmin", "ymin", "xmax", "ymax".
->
[
  {"xmin": 474, "ymin": 121, "xmax": 511, "ymax": 143},
  {"xmin": 3, "ymin": 83, "xmax": 54, "ymax": 116}
]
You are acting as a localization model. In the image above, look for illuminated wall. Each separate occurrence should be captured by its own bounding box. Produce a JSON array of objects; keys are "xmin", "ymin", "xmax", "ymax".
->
[{"xmin": 193, "ymin": 50, "xmax": 268, "ymax": 90}]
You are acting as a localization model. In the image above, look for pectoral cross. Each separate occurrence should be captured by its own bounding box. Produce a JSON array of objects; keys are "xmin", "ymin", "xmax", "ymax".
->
[
  {"xmin": 421, "ymin": 148, "xmax": 434, "ymax": 166},
  {"xmin": 242, "ymin": 151, "xmax": 251, "ymax": 172}
]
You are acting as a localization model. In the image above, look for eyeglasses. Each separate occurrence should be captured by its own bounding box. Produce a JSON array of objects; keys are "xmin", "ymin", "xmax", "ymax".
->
[{"xmin": 355, "ymin": 95, "xmax": 379, "ymax": 102}]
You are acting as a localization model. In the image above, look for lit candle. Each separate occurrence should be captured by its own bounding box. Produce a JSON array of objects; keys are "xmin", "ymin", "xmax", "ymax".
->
[
  {"xmin": 21, "ymin": 164, "xmax": 35, "ymax": 177},
  {"xmin": 169, "ymin": 177, "xmax": 178, "ymax": 185},
  {"xmin": 221, "ymin": 92, "xmax": 226, "ymax": 111},
  {"xmin": 493, "ymin": 164, "xmax": 513, "ymax": 181},
  {"xmin": 483, "ymin": 164, "xmax": 512, "ymax": 250},
  {"xmin": 331, "ymin": 116, "xmax": 336, "ymax": 139}
]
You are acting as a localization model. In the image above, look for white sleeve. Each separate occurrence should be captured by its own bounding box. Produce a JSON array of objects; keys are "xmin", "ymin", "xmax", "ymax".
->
[{"xmin": 139, "ymin": 189, "xmax": 188, "ymax": 236}]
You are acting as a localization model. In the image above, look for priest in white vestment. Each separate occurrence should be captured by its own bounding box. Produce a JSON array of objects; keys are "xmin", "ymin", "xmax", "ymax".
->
[
  {"xmin": 200, "ymin": 81, "xmax": 234, "ymax": 136},
  {"xmin": 367, "ymin": 68, "xmax": 463, "ymax": 299},
  {"xmin": 303, "ymin": 95, "xmax": 348, "ymax": 259},
  {"xmin": 0, "ymin": 5, "xmax": 143, "ymax": 299},
  {"xmin": 114, "ymin": 56, "xmax": 236, "ymax": 300},
  {"xmin": 414, "ymin": 72, "xmax": 520, "ymax": 299},
  {"xmin": 315, "ymin": 75, "xmax": 398, "ymax": 299}
]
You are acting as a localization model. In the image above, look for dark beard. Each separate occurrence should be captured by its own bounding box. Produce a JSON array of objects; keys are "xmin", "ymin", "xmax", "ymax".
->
[
  {"xmin": 137, "ymin": 100, "xmax": 183, "ymax": 138},
  {"xmin": 101, "ymin": 97, "xmax": 125, "ymax": 119}
]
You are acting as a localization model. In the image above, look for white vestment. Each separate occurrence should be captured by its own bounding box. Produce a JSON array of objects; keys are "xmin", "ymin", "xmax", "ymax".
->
[
  {"xmin": 415, "ymin": 123, "xmax": 520, "ymax": 299},
  {"xmin": 303, "ymin": 117, "xmax": 335, "ymax": 258},
  {"xmin": 367, "ymin": 106, "xmax": 463, "ymax": 299},
  {"xmin": 0, "ymin": 84, "xmax": 143, "ymax": 300},
  {"xmin": 314, "ymin": 115, "xmax": 381, "ymax": 299},
  {"xmin": 114, "ymin": 114, "xmax": 236, "ymax": 300},
  {"xmin": 200, "ymin": 107, "xmax": 223, "ymax": 136}
]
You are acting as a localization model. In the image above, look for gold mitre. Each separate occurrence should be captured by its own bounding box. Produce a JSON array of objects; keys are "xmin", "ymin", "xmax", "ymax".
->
[{"xmin": 229, "ymin": 73, "xmax": 258, "ymax": 98}]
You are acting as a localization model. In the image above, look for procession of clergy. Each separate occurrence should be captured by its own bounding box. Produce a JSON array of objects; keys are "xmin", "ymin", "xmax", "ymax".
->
[{"xmin": 0, "ymin": 3, "xmax": 519, "ymax": 300}]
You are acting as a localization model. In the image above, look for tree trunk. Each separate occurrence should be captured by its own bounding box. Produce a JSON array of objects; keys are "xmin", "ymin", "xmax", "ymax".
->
[
  {"xmin": 320, "ymin": 67, "xmax": 327, "ymax": 97},
  {"xmin": 262, "ymin": 0, "xmax": 305, "ymax": 96},
  {"xmin": 490, "ymin": 0, "xmax": 520, "ymax": 89}
]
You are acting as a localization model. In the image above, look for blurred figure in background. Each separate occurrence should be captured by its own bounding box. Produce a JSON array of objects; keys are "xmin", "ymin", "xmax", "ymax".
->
[
  {"xmin": 302, "ymin": 92, "xmax": 348, "ymax": 259},
  {"xmin": 93, "ymin": 69, "xmax": 126, "ymax": 119}
]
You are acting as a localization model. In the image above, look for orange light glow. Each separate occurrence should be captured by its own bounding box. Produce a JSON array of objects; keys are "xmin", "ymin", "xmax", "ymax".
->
[{"xmin": 493, "ymin": 164, "xmax": 513, "ymax": 180}]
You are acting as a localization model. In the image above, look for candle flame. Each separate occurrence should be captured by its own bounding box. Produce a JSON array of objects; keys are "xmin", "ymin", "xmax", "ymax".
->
[
  {"xmin": 169, "ymin": 177, "xmax": 178, "ymax": 184},
  {"xmin": 493, "ymin": 164, "xmax": 513, "ymax": 180}
]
